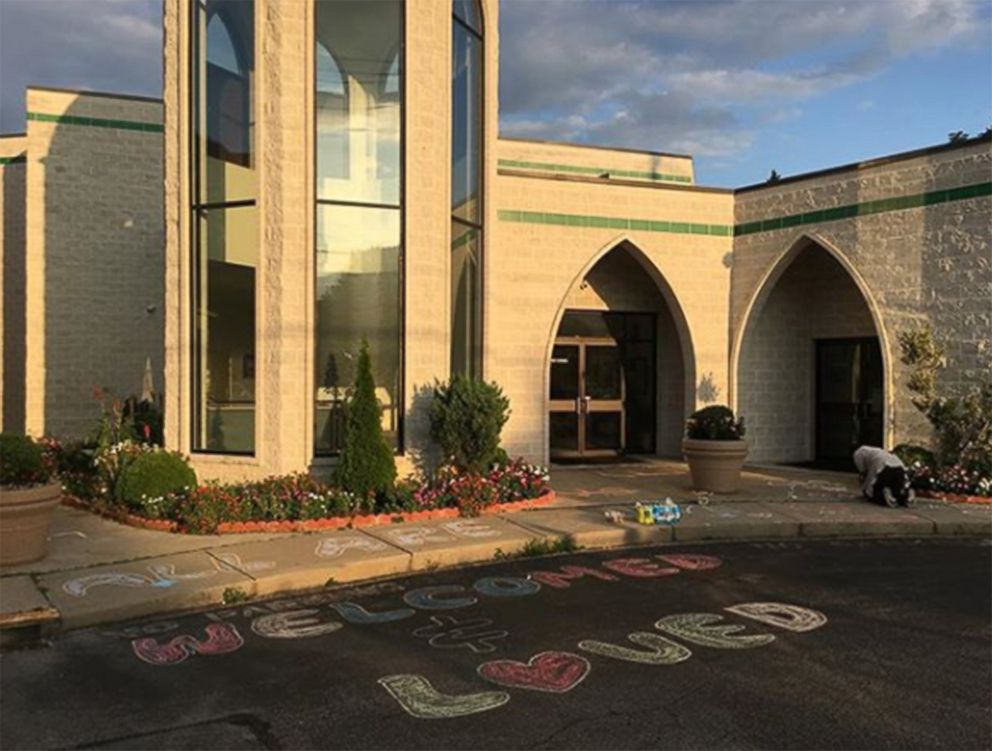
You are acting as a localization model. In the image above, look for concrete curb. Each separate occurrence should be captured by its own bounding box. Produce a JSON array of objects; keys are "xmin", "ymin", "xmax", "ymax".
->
[{"xmin": 1, "ymin": 500, "xmax": 988, "ymax": 642}]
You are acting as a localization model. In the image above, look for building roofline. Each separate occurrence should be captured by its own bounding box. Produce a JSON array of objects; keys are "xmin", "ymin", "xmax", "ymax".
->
[
  {"xmin": 26, "ymin": 85, "xmax": 163, "ymax": 105},
  {"xmin": 498, "ymin": 135, "xmax": 693, "ymax": 162},
  {"xmin": 735, "ymin": 133, "xmax": 992, "ymax": 194},
  {"xmin": 498, "ymin": 168, "xmax": 732, "ymax": 195}
]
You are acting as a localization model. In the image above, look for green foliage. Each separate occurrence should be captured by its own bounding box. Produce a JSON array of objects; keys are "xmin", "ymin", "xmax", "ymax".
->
[
  {"xmin": 508, "ymin": 536, "xmax": 579, "ymax": 559},
  {"xmin": 0, "ymin": 433, "xmax": 50, "ymax": 487},
  {"xmin": 686, "ymin": 405, "xmax": 746, "ymax": 440},
  {"xmin": 40, "ymin": 438, "xmax": 101, "ymax": 499},
  {"xmin": 429, "ymin": 374, "xmax": 511, "ymax": 472},
  {"xmin": 116, "ymin": 451, "xmax": 197, "ymax": 509},
  {"xmin": 222, "ymin": 587, "xmax": 250, "ymax": 605},
  {"xmin": 898, "ymin": 324, "xmax": 991, "ymax": 470},
  {"xmin": 893, "ymin": 443, "xmax": 937, "ymax": 469},
  {"xmin": 334, "ymin": 341, "xmax": 397, "ymax": 497},
  {"xmin": 124, "ymin": 398, "xmax": 164, "ymax": 446}
]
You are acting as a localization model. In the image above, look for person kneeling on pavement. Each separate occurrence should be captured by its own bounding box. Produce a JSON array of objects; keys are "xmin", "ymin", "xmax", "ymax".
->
[{"xmin": 853, "ymin": 445, "xmax": 915, "ymax": 508}]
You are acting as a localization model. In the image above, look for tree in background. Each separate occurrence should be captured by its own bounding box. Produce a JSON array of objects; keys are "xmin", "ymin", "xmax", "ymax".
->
[{"xmin": 898, "ymin": 324, "xmax": 991, "ymax": 472}]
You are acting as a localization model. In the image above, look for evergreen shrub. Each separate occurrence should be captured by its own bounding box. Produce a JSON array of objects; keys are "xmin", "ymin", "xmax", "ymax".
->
[
  {"xmin": 334, "ymin": 341, "xmax": 397, "ymax": 497},
  {"xmin": 429, "ymin": 374, "xmax": 511, "ymax": 473}
]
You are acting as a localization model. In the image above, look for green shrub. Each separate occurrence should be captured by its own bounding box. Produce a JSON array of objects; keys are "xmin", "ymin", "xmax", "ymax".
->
[
  {"xmin": 893, "ymin": 443, "xmax": 937, "ymax": 469},
  {"xmin": 334, "ymin": 341, "xmax": 397, "ymax": 497},
  {"xmin": 124, "ymin": 398, "xmax": 164, "ymax": 446},
  {"xmin": 429, "ymin": 374, "xmax": 511, "ymax": 472},
  {"xmin": 116, "ymin": 451, "xmax": 197, "ymax": 509},
  {"xmin": 0, "ymin": 433, "xmax": 50, "ymax": 487},
  {"xmin": 686, "ymin": 405, "xmax": 746, "ymax": 440},
  {"xmin": 41, "ymin": 438, "xmax": 101, "ymax": 498},
  {"xmin": 899, "ymin": 325, "xmax": 992, "ymax": 469}
]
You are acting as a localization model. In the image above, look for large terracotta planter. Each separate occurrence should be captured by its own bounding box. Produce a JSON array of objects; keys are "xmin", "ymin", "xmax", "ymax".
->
[
  {"xmin": 682, "ymin": 439, "xmax": 749, "ymax": 494},
  {"xmin": 0, "ymin": 482, "xmax": 61, "ymax": 566}
]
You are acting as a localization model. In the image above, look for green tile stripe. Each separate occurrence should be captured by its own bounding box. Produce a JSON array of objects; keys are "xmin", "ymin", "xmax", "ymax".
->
[
  {"xmin": 498, "ymin": 158, "xmax": 693, "ymax": 184},
  {"xmin": 497, "ymin": 209, "xmax": 731, "ymax": 237},
  {"xmin": 735, "ymin": 181, "xmax": 992, "ymax": 236},
  {"xmin": 0, "ymin": 155, "xmax": 26, "ymax": 165},
  {"xmin": 27, "ymin": 112, "xmax": 163, "ymax": 133}
]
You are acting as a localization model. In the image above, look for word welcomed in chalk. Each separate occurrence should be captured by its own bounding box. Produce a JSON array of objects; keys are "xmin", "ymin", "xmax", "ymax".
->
[
  {"xmin": 127, "ymin": 553, "xmax": 722, "ymax": 664},
  {"xmin": 379, "ymin": 601, "xmax": 827, "ymax": 719}
]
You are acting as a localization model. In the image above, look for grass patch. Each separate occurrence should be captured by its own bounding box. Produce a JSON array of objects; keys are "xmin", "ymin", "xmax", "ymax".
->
[
  {"xmin": 222, "ymin": 587, "xmax": 250, "ymax": 605},
  {"xmin": 498, "ymin": 535, "xmax": 579, "ymax": 560}
]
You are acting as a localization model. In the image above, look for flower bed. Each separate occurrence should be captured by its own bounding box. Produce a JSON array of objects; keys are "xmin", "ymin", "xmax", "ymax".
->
[
  {"xmin": 907, "ymin": 461, "xmax": 991, "ymax": 501},
  {"xmin": 46, "ymin": 440, "xmax": 553, "ymax": 535}
]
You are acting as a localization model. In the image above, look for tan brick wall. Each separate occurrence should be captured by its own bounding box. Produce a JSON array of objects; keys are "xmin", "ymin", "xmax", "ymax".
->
[
  {"xmin": 498, "ymin": 137, "xmax": 694, "ymax": 185},
  {"xmin": 731, "ymin": 140, "xmax": 992, "ymax": 457},
  {"xmin": 1, "ymin": 135, "xmax": 27, "ymax": 432},
  {"xmin": 490, "ymin": 173, "xmax": 734, "ymax": 463},
  {"xmin": 22, "ymin": 88, "xmax": 164, "ymax": 439},
  {"xmin": 738, "ymin": 246, "xmax": 876, "ymax": 462}
]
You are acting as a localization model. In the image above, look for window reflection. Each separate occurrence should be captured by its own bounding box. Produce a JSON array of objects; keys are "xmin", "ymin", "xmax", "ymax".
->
[
  {"xmin": 451, "ymin": 1, "xmax": 483, "ymax": 378},
  {"xmin": 315, "ymin": 206, "xmax": 401, "ymax": 453},
  {"xmin": 195, "ymin": 0, "xmax": 255, "ymax": 204},
  {"xmin": 315, "ymin": 0, "xmax": 401, "ymax": 206},
  {"xmin": 451, "ymin": 221, "xmax": 481, "ymax": 377},
  {"xmin": 192, "ymin": 0, "xmax": 257, "ymax": 454}
]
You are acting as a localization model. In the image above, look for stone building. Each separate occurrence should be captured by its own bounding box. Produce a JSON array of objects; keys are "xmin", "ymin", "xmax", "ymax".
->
[
  {"xmin": 1, "ymin": 88, "xmax": 164, "ymax": 438},
  {"xmin": 2, "ymin": 0, "xmax": 989, "ymax": 482}
]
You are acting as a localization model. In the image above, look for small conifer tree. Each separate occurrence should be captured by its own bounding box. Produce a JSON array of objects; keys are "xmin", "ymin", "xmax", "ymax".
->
[{"xmin": 334, "ymin": 340, "xmax": 396, "ymax": 497}]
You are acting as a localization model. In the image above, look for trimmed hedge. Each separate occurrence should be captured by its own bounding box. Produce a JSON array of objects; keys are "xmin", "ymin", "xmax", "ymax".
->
[{"xmin": 116, "ymin": 451, "xmax": 197, "ymax": 509}]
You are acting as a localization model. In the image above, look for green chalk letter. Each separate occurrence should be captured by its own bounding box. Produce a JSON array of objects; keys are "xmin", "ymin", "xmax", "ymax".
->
[{"xmin": 378, "ymin": 674, "xmax": 510, "ymax": 719}]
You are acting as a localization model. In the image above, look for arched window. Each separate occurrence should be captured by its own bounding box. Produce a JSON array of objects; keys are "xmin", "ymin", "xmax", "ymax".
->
[
  {"xmin": 190, "ymin": 0, "xmax": 258, "ymax": 454},
  {"xmin": 314, "ymin": 0, "xmax": 404, "ymax": 456},
  {"xmin": 451, "ymin": 0, "xmax": 483, "ymax": 377},
  {"xmin": 316, "ymin": 43, "xmax": 348, "ymax": 180}
]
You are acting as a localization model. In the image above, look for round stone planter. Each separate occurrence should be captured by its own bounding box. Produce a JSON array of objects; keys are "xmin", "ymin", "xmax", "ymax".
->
[
  {"xmin": 682, "ymin": 439, "xmax": 749, "ymax": 494},
  {"xmin": 0, "ymin": 482, "xmax": 61, "ymax": 566}
]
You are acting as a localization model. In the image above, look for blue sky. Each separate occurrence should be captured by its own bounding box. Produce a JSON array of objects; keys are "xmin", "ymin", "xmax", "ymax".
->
[{"xmin": 1, "ymin": 0, "xmax": 989, "ymax": 187}]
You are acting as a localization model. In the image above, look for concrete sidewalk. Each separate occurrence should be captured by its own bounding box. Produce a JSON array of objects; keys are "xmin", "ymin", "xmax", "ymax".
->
[
  {"xmin": 0, "ymin": 457, "xmax": 986, "ymax": 642},
  {"xmin": 2, "ymin": 489, "xmax": 988, "ymax": 644}
]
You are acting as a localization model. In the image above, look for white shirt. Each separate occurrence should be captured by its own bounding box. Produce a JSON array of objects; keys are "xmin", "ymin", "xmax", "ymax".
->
[{"xmin": 853, "ymin": 446, "xmax": 905, "ymax": 496}]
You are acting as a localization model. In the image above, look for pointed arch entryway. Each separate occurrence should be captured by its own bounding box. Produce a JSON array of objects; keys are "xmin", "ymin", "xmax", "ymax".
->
[
  {"xmin": 544, "ymin": 238, "xmax": 695, "ymax": 461},
  {"xmin": 732, "ymin": 234, "xmax": 892, "ymax": 468}
]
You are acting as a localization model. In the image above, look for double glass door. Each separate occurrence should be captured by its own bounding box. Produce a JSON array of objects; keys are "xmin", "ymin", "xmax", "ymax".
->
[
  {"xmin": 815, "ymin": 337, "xmax": 884, "ymax": 466},
  {"xmin": 549, "ymin": 338, "xmax": 625, "ymax": 459}
]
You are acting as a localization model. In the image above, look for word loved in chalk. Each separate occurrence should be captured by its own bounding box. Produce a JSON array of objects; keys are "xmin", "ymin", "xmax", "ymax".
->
[{"xmin": 380, "ymin": 602, "xmax": 827, "ymax": 719}]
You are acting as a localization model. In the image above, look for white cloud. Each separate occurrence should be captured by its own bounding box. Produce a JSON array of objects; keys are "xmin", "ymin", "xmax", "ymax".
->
[{"xmin": 498, "ymin": 0, "xmax": 989, "ymax": 160}]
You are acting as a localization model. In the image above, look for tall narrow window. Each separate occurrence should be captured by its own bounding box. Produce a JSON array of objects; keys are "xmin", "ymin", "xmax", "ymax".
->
[
  {"xmin": 191, "ymin": 0, "xmax": 257, "ymax": 453},
  {"xmin": 451, "ymin": 0, "xmax": 483, "ymax": 377},
  {"xmin": 315, "ymin": 0, "xmax": 403, "ymax": 455}
]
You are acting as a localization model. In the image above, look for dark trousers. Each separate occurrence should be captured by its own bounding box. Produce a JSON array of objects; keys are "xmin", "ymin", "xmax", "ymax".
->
[{"xmin": 872, "ymin": 466, "xmax": 908, "ymax": 505}]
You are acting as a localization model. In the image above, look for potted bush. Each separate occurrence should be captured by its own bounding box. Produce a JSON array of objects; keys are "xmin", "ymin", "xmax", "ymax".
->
[
  {"xmin": 0, "ymin": 434, "xmax": 62, "ymax": 565},
  {"xmin": 682, "ymin": 406, "xmax": 748, "ymax": 493}
]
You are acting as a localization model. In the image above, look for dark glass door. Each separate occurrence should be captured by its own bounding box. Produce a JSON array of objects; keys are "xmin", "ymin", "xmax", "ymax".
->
[
  {"xmin": 815, "ymin": 338, "xmax": 884, "ymax": 465},
  {"xmin": 549, "ymin": 339, "xmax": 625, "ymax": 459}
]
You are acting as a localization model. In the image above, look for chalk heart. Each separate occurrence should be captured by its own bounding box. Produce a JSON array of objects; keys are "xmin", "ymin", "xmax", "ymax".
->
[{"xmin": 478, "ymin": 651, "xmax": 590, "ymax": 693}]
